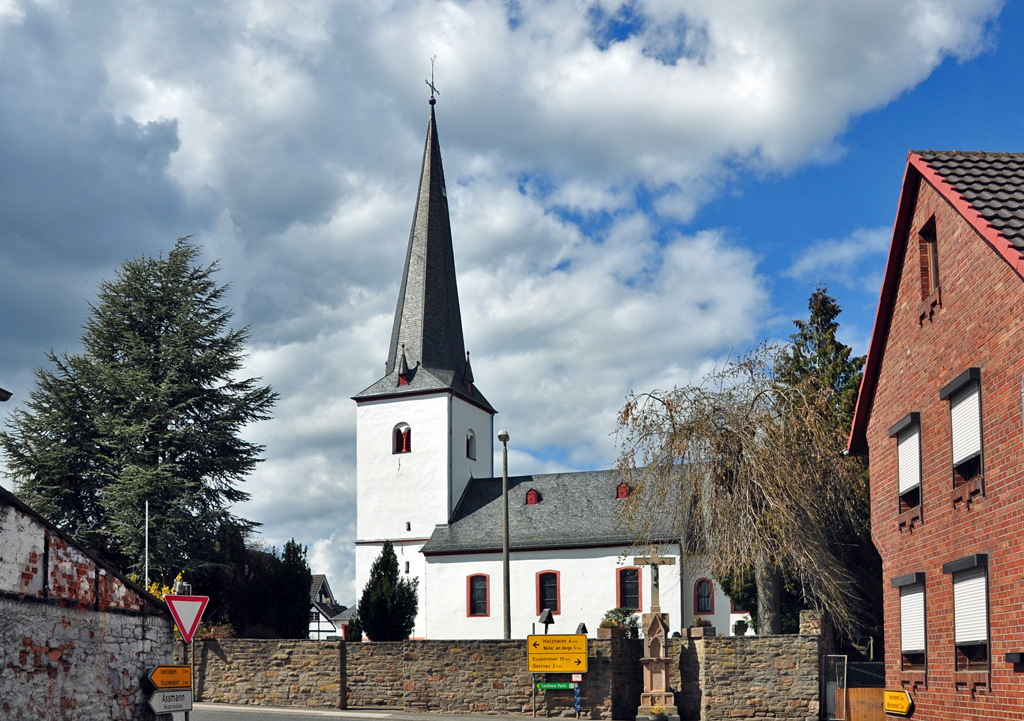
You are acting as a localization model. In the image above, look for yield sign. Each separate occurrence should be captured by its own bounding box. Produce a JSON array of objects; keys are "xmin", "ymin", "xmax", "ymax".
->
[{"xmin": 164, "ymin": 595, "xmax": 209, "ymax": 643}]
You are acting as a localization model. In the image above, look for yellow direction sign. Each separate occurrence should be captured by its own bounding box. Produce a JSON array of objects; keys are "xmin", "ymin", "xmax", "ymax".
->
[
  {"xmin": 527, "ymin": 634, "xmax": 588, "ymax": 673},
  {"xmin": 883, "ymin": 689, "xmax": 913, "ymax": 716},
  {"xmin": 149, "ymin": 665, "xmax": 192, "ymax": 690}
]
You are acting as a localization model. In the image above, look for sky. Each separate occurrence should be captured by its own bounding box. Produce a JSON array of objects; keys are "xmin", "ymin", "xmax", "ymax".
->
[{"xmin": 0, "ymin": 0, "xmax": 1019, "ymax": 604}]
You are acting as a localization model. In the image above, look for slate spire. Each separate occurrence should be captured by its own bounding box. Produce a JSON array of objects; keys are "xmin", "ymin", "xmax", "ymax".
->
[
  {"xmin": 386, "ymin": 99, "xmax": 467, "ymax": 378},
  {"xmin": 355, "ymin": 99, "xmax": 494, "ymax": 414}
]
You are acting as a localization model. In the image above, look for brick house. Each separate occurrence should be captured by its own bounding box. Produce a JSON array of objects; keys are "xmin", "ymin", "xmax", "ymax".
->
[{"xmin": 848, "ymin": 150, "xmax": 1024, "ymax": 717}]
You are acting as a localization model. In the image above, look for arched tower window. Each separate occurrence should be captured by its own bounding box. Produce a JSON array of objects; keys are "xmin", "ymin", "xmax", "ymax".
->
[
  {"xmin": 466, "ymin": 430, "xmax": 476, "ymax": 460},
  {"xmin": 393, "ymin": 423, "xmax": 411, "ymax": 454}
]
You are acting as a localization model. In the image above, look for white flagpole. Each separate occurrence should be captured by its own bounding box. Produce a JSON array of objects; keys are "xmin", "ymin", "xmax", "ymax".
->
[{"xmin": 144, "ymin": 500, "xmax": 149, "ymax": 589}]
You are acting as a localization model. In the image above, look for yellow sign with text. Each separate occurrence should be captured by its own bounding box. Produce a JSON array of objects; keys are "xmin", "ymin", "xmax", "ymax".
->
[
  {"xmin": 527, "ymin": 635, "xmax": 588, "ymax": 673},
  {"xmin": 883, "ymin": 689, "xmax": 912, "ymax": 716},
  {"xmin": 148, "ymin": 665, "xmax": 192, "ymax": 690}
]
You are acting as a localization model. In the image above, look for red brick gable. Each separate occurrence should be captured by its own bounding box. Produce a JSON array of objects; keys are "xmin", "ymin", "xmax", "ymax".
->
[
  {"xmin": 848, "ymin": 152, "xmax": 1024, "ymax": 455},
  {"xmin": 854, "ymin": 157, "xmax": 1024, "ymax": 716}
]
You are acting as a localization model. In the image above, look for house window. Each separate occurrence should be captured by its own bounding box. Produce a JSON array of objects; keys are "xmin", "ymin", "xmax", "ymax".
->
[
  {"xmin": 695, "ymin": 579, "xmax": 714, "ymax": 614},
  {"xmin": 616, "ymin": 482, "xmax": 630, "ymax": 499},
  {"xmin": 468, "ymin": 575, "xmax": 489, "ymax": 616},
  {"xmin": 405, "ymin": 561, "xmax": 410, "ymax": 574},
  {"xmin": 393, "ymin": 423, "xmax": 412, "ymax": 454},
  {"xmin": 537, "ymin": 571, "xmax": 560, "ymax": 615},
  {"xmin": 730, "ymin": 600, "xmax": 747, "ymax": 614},
  {"xmin": 893, "ymin": 573, "xmax": 926, "ymax": 671},
  {"xmin": 466, "ymin": 430, "xmax": 476, "ymax": 460},
  {"xmin": 889, "ymin": 413, "xmax": 922, "ymax": 516},
  {"xmin": 940, "ymin": 369, "xmax": 982, "ymax": 492},
  {"xmin": 617, "ymin": 568, "xmax": 641, "ymax": 611},
  {"xmin": 526, "ymin": 489, "xmax": 539, "ymax": 505},
  {"xmin": 310, "ymin": 610, "xmax": 320, "ymax": 622},
  {"xmin": 919, "ymin": 216, "xmax": 939, "ymax": 299},
  {"xmin": 943, "ymin": 555, "xmax": 989, "ymax": 674}
]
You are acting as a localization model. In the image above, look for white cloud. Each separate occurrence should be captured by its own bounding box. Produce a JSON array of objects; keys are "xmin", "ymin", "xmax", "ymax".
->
[
  {"xmin": 0, "ymin": 0, "xmax": 1003, "ymax": 603},
  {"xmin": 785, "ymin": 226, "xmax": 891, "ymax": 293}
]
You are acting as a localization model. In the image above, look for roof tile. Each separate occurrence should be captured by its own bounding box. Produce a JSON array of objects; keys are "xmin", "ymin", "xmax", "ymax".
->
[{"xmin": 914, "ymin": 150, "xmax": 1024, "ymax": 251}]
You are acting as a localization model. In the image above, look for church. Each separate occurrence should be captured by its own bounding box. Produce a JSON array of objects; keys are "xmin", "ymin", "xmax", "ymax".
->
[{"xmin": 352, "ymin": 97, "xmax": 746, "ymax": 640}]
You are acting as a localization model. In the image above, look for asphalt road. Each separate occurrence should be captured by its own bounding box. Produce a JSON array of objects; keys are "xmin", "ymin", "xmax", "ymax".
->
[{"xmin": 174, "ymin": 704, "xmax": 535, "ymax": 721}]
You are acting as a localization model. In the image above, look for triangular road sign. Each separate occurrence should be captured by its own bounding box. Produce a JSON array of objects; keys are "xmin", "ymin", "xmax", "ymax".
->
[{"xmin": 164, "ymin": 595, "xmax": 209, "ymax": 643}]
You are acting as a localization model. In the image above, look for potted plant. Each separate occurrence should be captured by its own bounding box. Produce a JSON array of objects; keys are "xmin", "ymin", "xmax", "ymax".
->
[
  {"xmin": 597, "ymin": 607, "xmax": 641, "ymax": 638},
  {"xmin": 648, "ymin": 704, "xmax": 669, "ymax": 721},
  {"xmin": 686, "ymin": 616, "xmax": 715, "ymax": 638},
  {"xmin": 598, "ymin": 619, "xmax": 625, "ymax": 638}
]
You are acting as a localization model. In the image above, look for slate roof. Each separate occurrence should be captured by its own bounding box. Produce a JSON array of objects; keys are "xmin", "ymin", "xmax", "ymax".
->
[
  {"xmin": 421, "ymin": 470, "xmax": 678, "ymax": 555},
  {"xmin": 310, "ymin": 574, "xmax": 326, "ymax": 600},
  {"xmin": 915, "ymin": 150, "xmax": 1024, "ymax": 250},
  {"xmin": 355, "ymin": 100, "xmax": 494, "ymax": 413},
  {"xmin": 312, "ymin": 599, "xmax": 348, "ymax": 621}
]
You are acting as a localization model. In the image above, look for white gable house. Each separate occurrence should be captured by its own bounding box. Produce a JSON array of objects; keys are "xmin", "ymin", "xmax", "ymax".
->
[{"xmin": 352, "ymin": 98, "xmax": 747, "ymax": 640}]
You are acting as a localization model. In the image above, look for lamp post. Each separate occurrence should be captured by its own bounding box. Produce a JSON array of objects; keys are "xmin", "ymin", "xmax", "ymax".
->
[{"xmin": 498, "ymin": 429, "xmax": 511, "ymax": 640}]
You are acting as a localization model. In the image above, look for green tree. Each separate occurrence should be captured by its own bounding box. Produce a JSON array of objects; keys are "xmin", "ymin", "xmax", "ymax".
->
[
  {"xmin": 200, "ymin": 531, "xmax": 312, "ymax": 639},
  {"xmin": 777, "ymin": 284, "xmax": 865, "ymax": 426},
  {"xmin": 277, "ymin": 539, "xmax": 313, "ymax": 638},
  {"xmin": 0, "ymin": 239, "xmax": 277, "ymax": 583},
  {"xmin": 357, "ymin": 541, "xmax": 418, "ymax": 641}
]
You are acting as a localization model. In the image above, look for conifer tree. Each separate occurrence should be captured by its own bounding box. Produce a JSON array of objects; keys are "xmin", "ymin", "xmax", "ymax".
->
[
  {"xmin": 777, "ymin": 284, "xmax": 865, "ymax": 426},
  {"xmin": 357, "ymin": 541, "xmax": 418, "ymax": 641},
  {"xmin": 0, "ymin": 239, "xmax": 277, "ymax": 583}
]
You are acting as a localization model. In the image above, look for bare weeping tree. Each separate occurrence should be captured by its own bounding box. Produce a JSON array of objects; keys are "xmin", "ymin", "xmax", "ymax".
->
[{"xmin": 615, "ymin": 345, "xmax": 869, "ymax": 636}]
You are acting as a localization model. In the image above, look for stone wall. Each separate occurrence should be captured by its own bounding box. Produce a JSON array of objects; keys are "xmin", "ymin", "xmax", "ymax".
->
[
  {"xmin": 0, "ymin": 488, "xmax": 174, "ymax": 720},
  {"xmin": 670, "ymin": 635, "xmax": 821, "ymax": 721},
  {"xmin": 186, "ymin": 637, "xmax": 643, "ymax": 718},
  {"xmin": 186, "ymin": 639, "xmax": 346, "ymax": 708}
]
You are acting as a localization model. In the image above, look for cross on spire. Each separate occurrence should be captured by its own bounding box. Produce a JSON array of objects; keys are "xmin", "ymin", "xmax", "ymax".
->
[
  {"xmin": 425, "ymin": 55, "xmax": 440, "ymax": 103},
  {"xmin": 633, "ymin": 544, "xmax": 676, "ymax": 612}
]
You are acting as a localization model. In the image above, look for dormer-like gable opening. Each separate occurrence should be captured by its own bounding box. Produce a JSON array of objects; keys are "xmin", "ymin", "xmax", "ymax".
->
[
  {"xmin": 466, "ymin": 430, "xmax": 476, "ymax": 460},
  {"xmin": 616, "ymin": 482, "xmax": 630, "ymax": 499},
  {"xmin": 526, "ymin": 489, "xmax": 539, "ymax": 505},
  {"xmin": 393, "ymin": 423, "xmax": 412, "ymax": 454}
]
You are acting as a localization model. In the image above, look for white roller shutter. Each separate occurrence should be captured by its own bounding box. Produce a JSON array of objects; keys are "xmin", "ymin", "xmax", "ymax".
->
[
  {"xmin": 951, "ymin": 385, "xmax": 982, "ymax": 465},
  {"xmin": 900, "ymin": 584, "xmax": 925, "ymax": 653},
  {"xmin": 953, "ymin": 567, "xmax": 988, "ymax": 644},
  {"xmin": 897, "ymin": 426, "xmax": 921, "ymax": 494}
]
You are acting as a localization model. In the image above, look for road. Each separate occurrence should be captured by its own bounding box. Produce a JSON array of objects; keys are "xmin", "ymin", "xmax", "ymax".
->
[{"xmin": 175, "ymin": 704, "xmax": 530, "ymax": 721}]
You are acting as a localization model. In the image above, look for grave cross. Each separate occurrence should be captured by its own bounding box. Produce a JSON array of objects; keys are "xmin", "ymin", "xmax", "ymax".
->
[{"xmin": 632, "ymin": 544, "xmax": 676, "ymax": 611}]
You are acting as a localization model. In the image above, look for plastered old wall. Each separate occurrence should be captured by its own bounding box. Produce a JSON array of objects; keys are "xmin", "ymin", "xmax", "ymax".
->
[{"xmin": 0, "ymin": 492, "xmax": 174, "ymax": 720}]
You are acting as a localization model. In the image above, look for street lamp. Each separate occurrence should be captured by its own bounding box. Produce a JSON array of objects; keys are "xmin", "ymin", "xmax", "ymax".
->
[
  {"xmin": 498, "ymin": 429, "xmax": 511, "ymax": 640},
  {"xmin": 0, "ymin": 387, "xmax": 11, "ymax": 402}
]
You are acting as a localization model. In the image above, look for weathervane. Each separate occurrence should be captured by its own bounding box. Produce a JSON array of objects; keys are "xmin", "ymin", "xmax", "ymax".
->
[{"xmin": 425, "ymin": 55, "xmax": 440, "ymax": 103}]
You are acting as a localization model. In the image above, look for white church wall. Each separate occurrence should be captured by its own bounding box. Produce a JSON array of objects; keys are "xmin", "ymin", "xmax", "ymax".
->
[
  {"xmin": 422, "ymin": 544, "xmax": 685, "ymax": 640},
  {"xmin": 354, "ymin": 538, "xmax": 430, "ymax": 639},
  {"xmin": 680, "ymin": 567, "xmax": 741, "ymax": 635},
  {"xmin": 356, "ymin": 394, "xmax": 452, "ymax": 543},
  {"xmin": 449, "ymin": 397, "xmax": 494, "ymax": 516}
]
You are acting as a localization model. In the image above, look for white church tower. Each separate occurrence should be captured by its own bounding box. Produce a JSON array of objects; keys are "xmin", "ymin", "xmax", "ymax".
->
[{"xmin": 352, "ymin": 97, "xmax": 496, "ymax": 638}]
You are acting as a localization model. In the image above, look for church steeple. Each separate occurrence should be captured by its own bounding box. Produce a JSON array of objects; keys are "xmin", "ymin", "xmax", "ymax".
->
[
  {"xmin": 386, "ymin": 101, "xmax": 465, "ymax": 378},
  {"xmin": 354, "ymin": 100, "xmax": 494, "ymax": 413}
]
